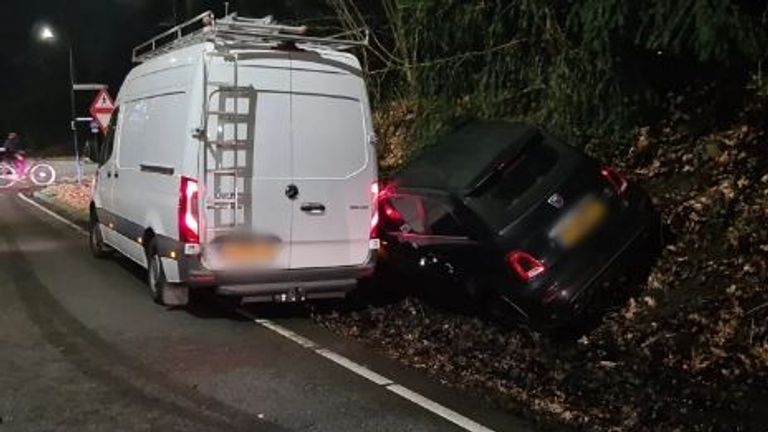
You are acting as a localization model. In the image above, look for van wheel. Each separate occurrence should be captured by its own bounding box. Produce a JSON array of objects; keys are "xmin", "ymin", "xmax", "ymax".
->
[
  {"xmin": 147, "ymin": 241, "xmax": 168, "ymax": 305},
  {"xmin": 89, "ymin": 218, "xmax": 112, "ymax": 258},
  {"xmin": 147, "ymin": 240, "xmax": 189, "ymax": 307}
]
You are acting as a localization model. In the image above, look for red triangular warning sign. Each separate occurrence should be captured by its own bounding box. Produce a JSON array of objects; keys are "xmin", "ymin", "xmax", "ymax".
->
[{"xmin": 89, "ymin": 89, "xmax": 115, "ymax": 136}]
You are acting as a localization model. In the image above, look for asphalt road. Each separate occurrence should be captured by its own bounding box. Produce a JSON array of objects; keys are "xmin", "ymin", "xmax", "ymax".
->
[{"xmin": 0, "ymin": 190, "xmax": 538, "ymax": 432}]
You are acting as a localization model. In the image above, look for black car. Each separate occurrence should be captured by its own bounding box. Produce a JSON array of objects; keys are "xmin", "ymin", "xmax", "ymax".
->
[{"xmin": 374, "ymin": 121, "xmax": 662, "ymax": 328}]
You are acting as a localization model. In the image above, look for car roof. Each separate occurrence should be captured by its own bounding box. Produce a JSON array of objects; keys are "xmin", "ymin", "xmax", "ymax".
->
[{"xmin": 396, "ymin": 121, "xmax": 540, "ymax": 192}]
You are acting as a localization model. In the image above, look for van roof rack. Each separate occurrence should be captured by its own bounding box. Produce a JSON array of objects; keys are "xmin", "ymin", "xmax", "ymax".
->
[{"xmin": 132, "ymin": 11, "xmax": 369, "ymax": 63}]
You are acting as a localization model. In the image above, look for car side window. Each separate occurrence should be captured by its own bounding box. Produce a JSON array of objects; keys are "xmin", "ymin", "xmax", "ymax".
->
[
  {"xmin": 389, "ymin": 194, "xmax": 466, "ymax": 237},
  {"xmin": 100, "ymin": 107, "xmax": 119, "ymax": 166},
  {"xmin": 389, "ymin": 195, "xmax": 427, "ymax": 233},
  {"xmin": 424, "ymin": 199, "xmax": 466, "ymax": 237}
]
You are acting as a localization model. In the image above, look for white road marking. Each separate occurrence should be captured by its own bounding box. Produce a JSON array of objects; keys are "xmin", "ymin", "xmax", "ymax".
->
[
  {"xmin": 241, "ymin": 309, "xmax": 497, "ymax": 432},
  {"xmin": 18, "ymin": 194, "xmax": 498, "ymax": 432},
  {"xmin": 253, "ymin": 318, "xmax": 318, "ymax": 349},
  {"xmin": 17, "ymin": 193, "xmax": 88, "ymax": 236},
  {"xmin": 314, "ymin": 348, "xmax": 394, "ymax": 386},
  {"xmin": 387, "ymin": 384, "xmax": 496, "ymax": 432}
]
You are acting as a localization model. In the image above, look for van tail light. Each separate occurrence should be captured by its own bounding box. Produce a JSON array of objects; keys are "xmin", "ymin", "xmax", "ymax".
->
[
  {"xmin": 370, "ymin": 182, "xmax": 381, "ymax": 238},
  {"xmin": 506, "ymin": 250, "xmax": 547, "ymax": 282},
  {"xmin": 601, "ymin": 166, "xmax": 628, "ymax": 195},
  {"xmin": 179, "ymin": 177, "xmax": 200, "ymax": 244}
]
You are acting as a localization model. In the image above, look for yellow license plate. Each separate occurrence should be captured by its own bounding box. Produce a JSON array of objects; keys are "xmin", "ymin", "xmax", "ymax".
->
[
  {"xmin": 556, "ymin": 199, "xmax": 607, "ymax": 248},
  {"xmin": 220, "ymin": 243, "xmax": 278, "ymax": 262}
]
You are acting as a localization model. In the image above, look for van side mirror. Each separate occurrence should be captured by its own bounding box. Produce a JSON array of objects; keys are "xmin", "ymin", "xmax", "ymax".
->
[
  {"xmin": 84, "ymin": 139, "xmax": 103, "ymax": 165},
  {"xmin": 83, "ymin": 140, "xmax": 94, "ymax": 162}
]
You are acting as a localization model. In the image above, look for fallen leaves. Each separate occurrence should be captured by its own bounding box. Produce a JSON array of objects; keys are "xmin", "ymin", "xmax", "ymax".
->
[
  {"xmin": 38, "ymin": 178, "xmax": 93, "ymax": 219},
  {"xmin": 316, "ymin": 97, "xmax": 768, "ymax": 430}
]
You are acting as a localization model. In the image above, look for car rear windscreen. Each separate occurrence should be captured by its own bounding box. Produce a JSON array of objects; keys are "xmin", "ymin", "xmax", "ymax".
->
[
  {"xmin": 397, "ymin": 122, "xmax": 540, "ymax": 191},
  {"xmin": 397, "ymin": 122, "xmax": 564, "ymax": 231},
  {"xmin": 464, "ymin": 137, "xmax": 561, "ymax": 231}
]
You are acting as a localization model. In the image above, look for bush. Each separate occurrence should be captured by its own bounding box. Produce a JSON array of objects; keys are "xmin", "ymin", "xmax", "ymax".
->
[{"xmin": 328, "ymin": 0, "xmax": 767, "ymax": 166}]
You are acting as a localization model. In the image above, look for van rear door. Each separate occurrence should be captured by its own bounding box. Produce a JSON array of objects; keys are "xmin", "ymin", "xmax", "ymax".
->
[
  {"xmin": 202, "ymin": 58, "xmax": 294, "ymax": 271},
  {"xmin": 289, "ymin": 56, "xmax": 374, "ymax": 269}
]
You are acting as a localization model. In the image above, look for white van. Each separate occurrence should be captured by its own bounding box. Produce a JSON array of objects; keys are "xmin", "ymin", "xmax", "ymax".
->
[{"xmin": 89, "ymin": 12, "xmax": 379, "ymax": 306}]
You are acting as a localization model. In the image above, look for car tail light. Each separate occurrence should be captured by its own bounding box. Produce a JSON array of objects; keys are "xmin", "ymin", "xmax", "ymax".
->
[
  {"xmin": 506, "ymin": 250, "xmax": 547, "ymax": 282},
  {"xmin": 371, "ymin": 182, "xmax": 405, "ymax": 235},
  {"xmin": 179, "ymin": 177, "xmax": 200, "ymax": 244},
  {"xmin": 381, "ymin": 200, "xmax": 404, "ymax": 225},
  {"xmin": 601, "ymin": 166, "xmax": 628, "ymax": 195}
]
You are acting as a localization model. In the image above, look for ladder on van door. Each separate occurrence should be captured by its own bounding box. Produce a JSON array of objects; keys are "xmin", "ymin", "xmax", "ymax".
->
[{"xmin": 202, "ymin": 55, "xmax": 257, "ymax": 240}]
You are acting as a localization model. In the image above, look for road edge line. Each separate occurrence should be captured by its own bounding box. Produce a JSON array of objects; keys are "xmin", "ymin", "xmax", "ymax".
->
[
  {"xmin": 16, "ymin": 192, "xmax": 88, "ymax": 237},
  {"xmin": 239, "ymin": 309, "xmax": 496, "ymax": 432}
]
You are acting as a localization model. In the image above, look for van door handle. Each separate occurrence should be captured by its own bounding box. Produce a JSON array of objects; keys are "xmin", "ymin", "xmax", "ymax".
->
[{"xmin": 300, "ymin": 203, "xmax": 326, "ymax": 215}]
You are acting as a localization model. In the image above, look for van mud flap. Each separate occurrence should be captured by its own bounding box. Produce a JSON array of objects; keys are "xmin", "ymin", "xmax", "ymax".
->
[{"xmin": 163, "ymin": 284, "xmax": 190, "ymax": 307}]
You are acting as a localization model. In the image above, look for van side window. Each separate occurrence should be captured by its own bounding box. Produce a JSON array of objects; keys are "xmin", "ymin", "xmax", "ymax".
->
[
  {"xmin": 389, "ymin": 194, "xmax": 466, "ymax": 237},
  {"xmin": 101, "ymin": 107, "xmax": 119, "ymax": 166},
  {"xmin": 118, "ymin": 94, "xmax": 188, "ymax": 170}
]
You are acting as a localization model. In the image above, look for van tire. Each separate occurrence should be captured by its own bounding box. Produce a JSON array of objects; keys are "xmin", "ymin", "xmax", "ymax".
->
[
  {"xmin": 89, "ymin": 218, "xmax": 112, "ymax": 259},
  {"xmin": 147, "ymin": 242, "xmax": 165, "ymax": 304},
  {"xmin": 146, "ymin": 240, "xmax": 189, "ymax": 307}
]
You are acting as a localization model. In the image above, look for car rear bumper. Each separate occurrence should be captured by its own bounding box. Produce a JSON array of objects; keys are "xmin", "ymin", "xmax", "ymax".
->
[
  {"xmin": 512, "ymin": 191, "xmax": 663, "ymax": 323},
  {"xmin": 565, "ymin": 214, "xmax": 661, "ymax": 313},
  {"xmin": 181, "ymin": 254, "xmax": 377, "ymax": 302}
]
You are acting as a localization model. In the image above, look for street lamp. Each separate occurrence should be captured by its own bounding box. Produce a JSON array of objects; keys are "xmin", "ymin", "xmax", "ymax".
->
[
  {"xmin": 38, "ymin": 24, "xmax": 83, "ymax": 184},
  {"xmin": 39, "ymin": 26, "xmax": 55, "ymax": 41}
]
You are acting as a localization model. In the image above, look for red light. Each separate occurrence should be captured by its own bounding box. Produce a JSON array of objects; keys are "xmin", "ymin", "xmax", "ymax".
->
[
  {"xmin": 381, "ymin": 200, "xmax": 404, "ymax": 225},
  {"xmin": 370, "ymin": 182, "xmax": 406, "ymax": 237},
  {"xmin": 179, "ymin": 177, "xmax": 200, "ymax": 244},
  {"xmin": 506, "ymin": 250, "xmax": 547, "ymax": 282},
  {"xmin": 601, "ymin": 166, "xmax": 628, "ymax": 195},
  {"xmin": 370, "ymin": 182, "xmax": 380, "ymax": 238}
]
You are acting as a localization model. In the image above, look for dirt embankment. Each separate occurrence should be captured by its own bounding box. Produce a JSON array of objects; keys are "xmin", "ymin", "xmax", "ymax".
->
[{"xmin": 315, "ymin": 110, "xmax": 768, "ymax": 430}]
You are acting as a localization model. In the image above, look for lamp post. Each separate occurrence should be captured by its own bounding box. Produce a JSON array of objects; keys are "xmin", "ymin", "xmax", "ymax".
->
[{"xmin": 39, "ymin": 24, "xmax": 83, "ymax": 184}]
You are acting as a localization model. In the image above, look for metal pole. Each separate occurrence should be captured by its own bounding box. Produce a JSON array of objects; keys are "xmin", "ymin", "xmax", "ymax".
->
[{"xmin": 68, "ymin": 45, "xmax": 82, "ymax": 184}]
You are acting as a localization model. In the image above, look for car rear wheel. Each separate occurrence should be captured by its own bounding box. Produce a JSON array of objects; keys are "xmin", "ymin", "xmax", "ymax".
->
[{"xmin": 485, "ymin": 292, "xmax": 530, "ymax": 328}]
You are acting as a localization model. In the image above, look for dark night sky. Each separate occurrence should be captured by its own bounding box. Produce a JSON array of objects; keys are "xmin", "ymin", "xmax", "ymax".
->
[{"xmin": 0, "ymin": 0, "xmax": 328, "ymax": 151}]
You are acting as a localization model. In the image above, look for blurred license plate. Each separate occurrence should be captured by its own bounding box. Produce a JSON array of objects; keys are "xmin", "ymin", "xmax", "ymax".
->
[
  {"xmin": 220, "ymin": 243, "xmax": 277, "ymax": 262},
  {"xmin": 554, "ymin": 198, "xmax": 607, "ymax": 248}
]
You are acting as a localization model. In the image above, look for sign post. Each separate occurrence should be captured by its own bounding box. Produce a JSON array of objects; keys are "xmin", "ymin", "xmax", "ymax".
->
[{"xmin": 67, "ymin": 84, "xmax": 109, "ymax": 184}]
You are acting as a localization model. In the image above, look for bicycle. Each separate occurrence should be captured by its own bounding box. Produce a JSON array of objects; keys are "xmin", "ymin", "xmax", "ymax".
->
[{"xmin": 0, "ymin": 152, "xmax": 56, "ymax": 188}]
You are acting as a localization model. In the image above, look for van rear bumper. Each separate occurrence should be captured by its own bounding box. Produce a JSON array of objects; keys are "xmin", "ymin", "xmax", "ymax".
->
[
  {"xmin": 215, "ymin": 279, "xmax": 358, "ymax": 302},
  {"xmin": 182, "ymin": 254, "xmax": 376, "ymax": 301}
]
